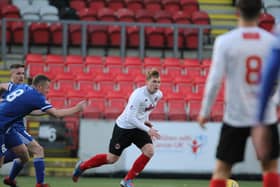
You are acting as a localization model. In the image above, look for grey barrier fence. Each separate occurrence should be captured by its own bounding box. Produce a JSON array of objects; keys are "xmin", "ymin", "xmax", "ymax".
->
[{"xmin": 1, "ymin": 18, "xmax": 234, "ymax": 68}]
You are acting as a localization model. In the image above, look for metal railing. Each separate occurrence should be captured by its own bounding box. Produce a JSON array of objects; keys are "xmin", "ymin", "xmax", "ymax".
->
[{"xmin": 1, "ymin": 18, "xmax": 234, "ymax": 67}]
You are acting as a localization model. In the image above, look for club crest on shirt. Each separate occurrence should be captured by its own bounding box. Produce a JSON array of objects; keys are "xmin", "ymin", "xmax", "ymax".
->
[
  {"xmin": 114, "ymin": 143, "xmax": 121, "ymax": 150},
  {"xmin": 154, "ymin": 97, "xmax": 158, "ymax": 102},
  {"xmin": 145, "ymin": 104, "xmax": 155, "ymax": 111}
]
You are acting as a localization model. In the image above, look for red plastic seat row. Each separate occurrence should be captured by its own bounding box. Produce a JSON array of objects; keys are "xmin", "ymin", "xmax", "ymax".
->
[
  {"xmin": 25, "ymin": 54, "xmax": 211, "ymax": 77},
  {"xmin": 70, "ymin": 0, "xmax": 199, "ymax": 14}
]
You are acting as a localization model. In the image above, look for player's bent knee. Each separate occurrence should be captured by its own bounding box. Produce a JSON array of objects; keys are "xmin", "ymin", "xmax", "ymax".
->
[{"xmin": 32, "ymin": 145, "xmax": 44, "ymax": 157}]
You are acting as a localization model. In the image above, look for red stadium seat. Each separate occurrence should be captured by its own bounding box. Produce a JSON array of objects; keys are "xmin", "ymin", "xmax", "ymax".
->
[
  {"xmin": 201, "ymin": 58, "xmax": 211, "ymax": 76},
  {"xmin": 165, "ymin": 28, "xmax": 185, "ymax": 49},
  {"xmin": 193, "ymin": 76, "xmax": 206, "ymax": 94},
  {"xmin": 180, "ymin": 0, "xmax": 199, "ymax": 15},
  {"xmin": 0, "ymin": 0, "xmax": 10, "ymax": 11},
  {"xmin": 11, "ymin": 21, "xmax": 24, "ymax": 44},
  {"xmin": 108, "ymin": 26, "xmax": 121, "ymax": 47},
  {"xmin": 54, "ymin": 73, "xmax": 76, "ymax": 91},
  {"xmin": 123, "ymin": 56, "xmax": 143, "ymax": 74},
  {"xmin": 1, "ymin": 5, "xmax": 20, "ymax": 18},
  {"xmin": 45, "ymin": 54, "xmax": 65, "ymax": 74},
  {"xmin": 94, "ymin": 72, "xmax": 116, "ymax": 91},
  {"xmin": 134, "ymin": 74, "xmax": 146, "ymax": 88},
  {"xmin": 184, "ymin": 29, "xmax": 199, "ymax": 49},
  {"xmin": 25, "ymin": 54, "xmax": 46, "ymax": 78},
  {"xmin": 144, "ymin": 0, "xmax": 162, "ymax": 12},
  {"xmin": 76, "ymin": 74, "xmax": 95, "ymax": 91},
  {"xmin": 65, "ymin": 55, "xmax": 85, "ymax": 75},
  {"xmin": 107, "ymin": 0, "xmax": 125, "ymax": 11},
  {"xmin": 70, "ymin": 1, "xmax": 87, "ymax": 11},
  {"xmin": 0, "ymin": 21, "xmax": 11, "ymax": 44},
  {"xmin": 135, "ymin": 9, "xmax": 154, "ymax": 23},
  {"xmin": 85, "ymin": 55, "xmax": 104, "ymax": 74},
  {"xmin": 49, "ymin": 23, "xmax": 63, "ymax": 45},
  {"xmin": 25, "ymin": 53, "xmax": 44, "ymax": 65},
  {"xmin": 115, "ymin": 73, "xmax": 135, "ymax": 92},
  {"xmin": 47, "ymin": 90, "xmax": 67, "ymax": 108},
  {"xmin": 104, "ymin": 56, "xmax": 123, "ymax": 75},
  {"xmin": 104, "ymin": 91, "xmax": 127, "ymax": 119},
  {"xmin": 210, "ymin": 101, "xmax": 224, "ymax": 121},
  {"xmin": 97, "ymin": 8, "xmax": 117, "ymax": 21},
  {"xmin": 162, "ymin": 57, "xmax": 183, "ymax": 75},
  {"xmin": 182, "ymin": 58, "xmax": 201, "ymax": 77},
  {"xmin": 125, "ymin": 0, "xmax": 144, "ymax": 12},
  {"xmin": 173, "ymin": 11, "xmax": 192, "ymax": 24},
  {"xmin": 154, "ymin": 10, "xmax": 172, "ymax": 23},
  {"xmin": 161, "ymin": 77, "xmax": 175, "ymax": 95},
  {"xmin": 143, "ymin": 57, "xmax": 162, "ymax": 72},
  {"xmin": 175, "ymin": 75, "xmax": 193, "ymax": 94},
  {"xmin": 88, "ymin": 0, "xmax": 106, "ymax": 10},
  {"xmin": 149, "ymin": 100, "xmax": 167, "ymax": 120},
  {"xmin": 166, "ymin": 93, "xmax": 187, "ymax": 120},
  {"xmin": 258, "ymin": 13, "xmax": 275, "ymax": 32},
  {"xmin": 153, "ymin": 10, "xmax": 173, "ymax": 49},
  {"xmin": 30, "ymin": 23, "xmax": 50, "ymax": 45},
  {"xmin": 186, "ymin": 93, "xmax": 202, "ymax": 120},
  {"xmin": 77, "ymin": 8, "xmax": 97, "ymax": 21},
  {"xmin": 146, "ymin": 27, "xmax": 165, "ymax": 48},
  {"xmin": 127, "ymin": 26, "xmax": 140, "ymax": 47},
  {"xmin": 88, "ymin": 25, "xmax": 109, "ymax": 47},
  {"xmin": 66, "ymin": 90, "xmax": 86, "ymax": 107},
  {"xmin": 109, "ymin": 8, "xmax": 134, "ymax": 47},
  {"xmin": 69, "ymin": 24, "xmax": 82, "ymax": 46},
  {"xmin": 191, "ymin": 11, "xmax": 210, "ymax": 34},
  {"xmin": 116, "ymin": 8, "xmax": 135, "ymax": 22},
  {"xmin": 162, "ymin": 0, "xmax": 181, "ymax": 14},
  {"xmin": 84, "ymin": 91, "xmax": 106, "ymax": 118}
]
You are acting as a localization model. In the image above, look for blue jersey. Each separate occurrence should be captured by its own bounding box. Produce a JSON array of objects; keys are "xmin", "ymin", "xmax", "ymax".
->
[
  {"xmin": 1, "ymin": 82, "xmax": 14, "ymax": 99},
  {"xmin": 258, "ymin": 34, "xmax": 280, "ymax": 121},
  {"xmin": 0, "ymin": 84, "xmax": 52, "ymax": 132},
  {"xmin": 1, "ymin": 82, "xmax": 25, "ymax": 128}
]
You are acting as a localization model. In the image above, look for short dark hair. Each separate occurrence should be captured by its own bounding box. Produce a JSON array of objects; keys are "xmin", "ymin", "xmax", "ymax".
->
[
  {"xmin": 237, "ymin": 0, "xmax": 262, "ymax": 21},
  {"xmin": 9, "ymin": 64, "xmax": 25, "ymax": 70},
  {"xmin": 146, "ymin": 69, "xmax": 160, "ymax": 80},
  {"xmin": 32, "ymin": 74, "xmax": 50, "ymax": 86}
]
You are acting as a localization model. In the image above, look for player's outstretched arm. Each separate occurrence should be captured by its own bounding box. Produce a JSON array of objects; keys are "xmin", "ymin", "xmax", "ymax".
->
[
  {"xmin": 45, "ymin": 100, "xmax": 87, "ymax": 118},
  {"xmin": 29, "ymin": 110, "xmax": 46, "ymax": 116}
]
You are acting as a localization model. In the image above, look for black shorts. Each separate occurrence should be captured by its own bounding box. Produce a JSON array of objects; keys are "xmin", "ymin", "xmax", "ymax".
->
[
  {"xmin": 216, "ymin": 122, "xmax": 279, "ymax": 164},
  {"xmin": 109, "ymin": 124, "xmax": 153, "ymax": 156}
]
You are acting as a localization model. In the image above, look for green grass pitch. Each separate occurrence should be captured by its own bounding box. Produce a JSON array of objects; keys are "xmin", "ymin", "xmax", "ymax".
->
[{"xmin": 11, "ymin": 176, "xmax": 262, "ymax": 187}]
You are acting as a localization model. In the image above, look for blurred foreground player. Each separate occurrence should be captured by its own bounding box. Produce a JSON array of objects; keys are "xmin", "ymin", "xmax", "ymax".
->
[{"xmin": 197, "ymin": 0, "xmax": 279, "ymax": 187}]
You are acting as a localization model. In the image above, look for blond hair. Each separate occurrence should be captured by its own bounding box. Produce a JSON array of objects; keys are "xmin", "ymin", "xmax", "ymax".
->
[{"xmin": 146, "ymin": 69, "xmax": 160, "ymax": 80}]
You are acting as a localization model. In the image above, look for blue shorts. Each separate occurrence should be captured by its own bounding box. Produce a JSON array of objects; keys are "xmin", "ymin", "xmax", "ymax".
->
[
  {"xmin": 4, "ymin": 127, "xmax": 24, "ymax": 150},
  {"xmin": 14, "ymin": 125, "xmax": 34, "ymax": 145}
]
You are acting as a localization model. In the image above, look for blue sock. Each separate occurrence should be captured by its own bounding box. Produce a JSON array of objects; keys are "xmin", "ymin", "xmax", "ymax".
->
[
  {"xmin": 34, "ymin": 157, "xmax": 45, "ymax": 184},
  {"xmin": 4, "ymin": 150, "xmax": 18, "ymax": 163},
  {"xmin": 9, "ymin": 159, "xmax": 24, "ymax": 180}
]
